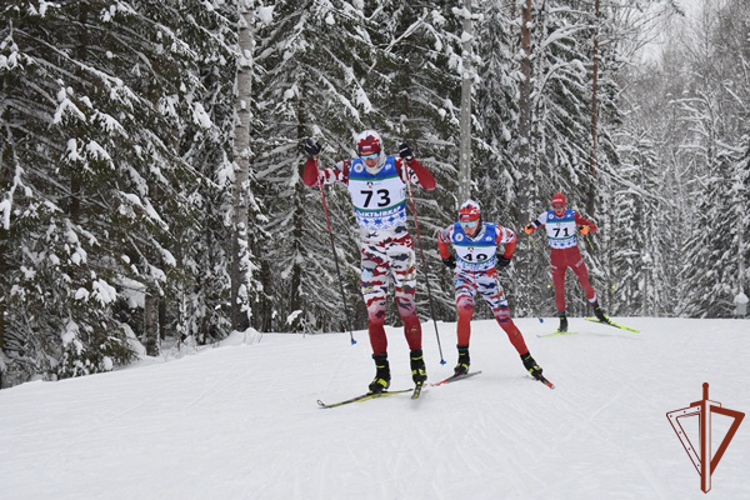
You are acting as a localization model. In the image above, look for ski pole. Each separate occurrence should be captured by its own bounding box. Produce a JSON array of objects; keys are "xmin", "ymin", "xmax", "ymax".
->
[
  {"xmin": 404, "ymin": 167, "xmax": 446, "ymax": 365},
  {"xmin": 314, "ymin": 156, "xmax": 357, "ymax": 345}
]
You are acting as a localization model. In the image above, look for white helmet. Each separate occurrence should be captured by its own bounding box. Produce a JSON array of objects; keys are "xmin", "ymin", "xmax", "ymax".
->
[
  {"xmin": 355, "ymin": 129, "xmax": 385, "ymax": 174},
  {"xmin": 459, "ymin": 199, "xmax": 481, "ymax": 222}
]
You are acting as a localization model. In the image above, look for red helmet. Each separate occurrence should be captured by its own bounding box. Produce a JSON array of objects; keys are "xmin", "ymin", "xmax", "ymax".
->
[
  {"xmin": 356, "ymin": 130, "xmax": 382, "ymax": 156},
  {"xmin": 459, "ymin": 199, "xmax": 481, "ymax": 222},
  {"xmin": 552, "ymin": 192, "xmax": 566, "ymax": 207}
]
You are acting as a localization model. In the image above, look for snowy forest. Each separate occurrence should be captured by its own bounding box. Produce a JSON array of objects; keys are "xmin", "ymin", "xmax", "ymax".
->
[{"xmin": 1, "ymin": 0, "xmax": 748, "ymax": 388}]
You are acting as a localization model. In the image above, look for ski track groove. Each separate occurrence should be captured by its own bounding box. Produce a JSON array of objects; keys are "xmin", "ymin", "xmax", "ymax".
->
[
  {"xmin": 35, "ymin": 389, "xmax": 167, "ymax": 471},
  {"xmin": 183, "ymin": 364, "xmax": 241, "ymax": 410},
  {"xmin": 320, "ymin": 338, "xmax": 356, "ymax": 394}
]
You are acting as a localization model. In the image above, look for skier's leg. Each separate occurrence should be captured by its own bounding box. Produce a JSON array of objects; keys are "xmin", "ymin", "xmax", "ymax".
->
[
  {"xmin": 570, "ymin": 247, "xmax": 597, "ymax": 304},
  {"xmin": 480, "ymin": 271, "xmax": 529, "ymax": 355},
  {"xmin": 550, "ymin": 249, "xmax": 569, "ymax": 330},
  {"xmin": 454, "ymin": 270, "xmax": 477, "ymax": 346},
  {"xmin": 361, "ymin": 245, "xmax": 389, "ymax": 354},
  {"xmin": 454, "ymin": 271, "xmax": 476, "ymax": 376},
  {"xmin": 550, "ymin": 249, "xmax": 567, "ymax": 314},
  {"xmin": 570, "ymin": 248, "xmax": 610, "ymax": 320},
  {"xmin": 387, "ymin": 235, "xmax": 422, "ymax": 351},
  {"xmin": 480, "ymin": 272, "xmax": 546, "ymax": 379}
]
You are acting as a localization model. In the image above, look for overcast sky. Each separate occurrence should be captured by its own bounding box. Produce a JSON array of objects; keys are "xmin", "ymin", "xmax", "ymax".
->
[{"xmin": 638, "ymin": 0, "xmax": 708, "ymax": 63}]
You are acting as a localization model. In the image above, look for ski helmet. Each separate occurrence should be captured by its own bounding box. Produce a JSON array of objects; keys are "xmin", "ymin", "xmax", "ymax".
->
[
  {"xmin": 356, "ymin": 130, "xmax": 382, "ymax": 156},
  {"xmin": 552, "ymin": 192, "xmax": 566, "ymax": 207},
  {"xmin": 459, "ymin": 199, "xmax": 481, "ymax": 222}
]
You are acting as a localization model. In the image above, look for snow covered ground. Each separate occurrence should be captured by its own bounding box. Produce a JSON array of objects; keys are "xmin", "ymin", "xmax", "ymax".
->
[{"xmin": 1, "ymin": 317, "xmax": 749, "ymax": 500}]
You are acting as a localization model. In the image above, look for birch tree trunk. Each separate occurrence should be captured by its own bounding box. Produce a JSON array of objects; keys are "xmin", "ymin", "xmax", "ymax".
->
[
  {"xmin": 230, "ymin": 2, "xmax": 255, "ymax": 331},
  {"xmin": 458, "ymin": 0, "xmax": 473, "ymax": 203}
]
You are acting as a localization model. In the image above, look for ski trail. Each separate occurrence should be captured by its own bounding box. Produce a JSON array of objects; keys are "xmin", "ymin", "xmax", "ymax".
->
[
  {"xmin": 3, "ymin": 318, "xmax": 749, "ymax": 500},
  {"xmin": 319, "ymin": 334, "xmax": 360, "ymax": 394},
  {"xmin": 35, "ymin": 380, "xmax": 168, "ymax": 470}
]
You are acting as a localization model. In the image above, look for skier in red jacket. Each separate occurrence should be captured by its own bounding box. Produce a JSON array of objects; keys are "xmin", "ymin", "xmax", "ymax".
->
[
  {"xmin": 523, "ymin": 193, "xmax": 610, "ymax": 332},
  {"xmin": 438, "ymin": 200, "xmax": 546, "ymax": 382},
  {"xmin": 302, "ymin": 130, "xmax": 435, "ymax": 393}
]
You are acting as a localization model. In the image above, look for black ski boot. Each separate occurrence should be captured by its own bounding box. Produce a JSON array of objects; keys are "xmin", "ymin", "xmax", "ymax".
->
[
  {"xmin": 454, "ymin": 344, "xmax": 470, "ymax": 376},
  {"xmin": 593, "ymin": 301, "xmax": 610, "ymax": 323},
  {"xmin": 368, "ymin": 353, "xmax": 391, "ymax": 394},
  {"xmin": 410, "ymin": 349, "xmax": 427, "ymax": 385},
  {"xmin": 521, "ymin": 353, "xmax": 544, "ymax": 381},
  {"xmin": 558, "ymin": 312, "xmax": 568, "ymax": 333}
]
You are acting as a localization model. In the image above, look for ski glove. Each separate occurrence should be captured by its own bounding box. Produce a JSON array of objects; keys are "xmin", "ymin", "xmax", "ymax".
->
[
  {"xmin": 579, "ymin": 225, "xmax": 590, "ymax": 235},
  {"xmin": 398, "ymin": 142, "xmax": 414, "ymax": 162},
  {"xmin": 442, "ymin": 256, "xmax": 456, "ymax": 269},
  {"xmin": 523, "ymin": 225, "xmax": 534, "ymax": 234},
  {"xmin": 304, "ymin": 138, "xmax": 321, "ymax": 158},
  {"xmin": 496, "ymin": 256, "xmax": 511, "ymax": 268}
]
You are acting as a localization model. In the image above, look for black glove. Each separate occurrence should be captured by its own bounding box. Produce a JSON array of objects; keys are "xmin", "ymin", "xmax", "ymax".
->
[
  {"xmin": 442, "ymin": 256, "xmax": 456, "ymax": 269},
  {"xmin": 496, "ymin": 256, "xmax": 511, "ymax": 268},
  {"xmin": 304, "ymin": 138, "xmax": 321, "ymax": 158},
  {"xmin": 398, "ymin": 142, "xmax": 414, "ymax": 162}
]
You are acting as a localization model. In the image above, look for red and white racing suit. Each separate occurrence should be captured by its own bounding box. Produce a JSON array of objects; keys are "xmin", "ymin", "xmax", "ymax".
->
[
  {"xmin": 303, "ymin": 154, "xmax": 435, "ymax": 355},
  {"xmin": 437, "ymin": 222, "xmax": 530, "ymax": 355}
]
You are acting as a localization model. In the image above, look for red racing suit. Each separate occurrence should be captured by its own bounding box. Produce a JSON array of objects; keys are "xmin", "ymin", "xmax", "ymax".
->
[{"xmin": 527, "ymin": 209, "xmax": 598, "ymax": 314}]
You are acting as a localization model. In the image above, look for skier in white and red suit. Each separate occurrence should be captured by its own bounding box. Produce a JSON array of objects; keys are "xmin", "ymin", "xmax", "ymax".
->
[
  {"xmin": 437, "ymin": 200, "xmax": 545, "ymax": 381},
  {"xmin": 523, "ymin": 192, "xmax": 610, "ymax": 332},
  {"xmin": 302, "ymin": 130, "xmax": 436, "ymax": 393}
]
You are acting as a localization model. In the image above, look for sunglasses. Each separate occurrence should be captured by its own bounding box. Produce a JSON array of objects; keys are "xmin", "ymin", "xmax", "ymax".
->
[
  {"xmin": 553, "ymin": 204, "xmax": 565, "ymax": 209},
  {"xmin": 360, "ymin": 153, "xmax": 379, "ymax": 160},
  {"xmin": 460, "ymin": 220, "xmax": 478, "ymax": 229}
]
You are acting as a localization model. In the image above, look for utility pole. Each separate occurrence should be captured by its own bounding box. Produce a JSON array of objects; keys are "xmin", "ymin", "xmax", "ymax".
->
[{"xmin": 458, "ymin": 0, "xmax": 473, "ymax": 203}]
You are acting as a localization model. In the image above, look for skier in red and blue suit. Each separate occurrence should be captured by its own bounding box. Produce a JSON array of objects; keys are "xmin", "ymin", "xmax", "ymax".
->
[
  {"xmin": 302, "ymin": 130, "xmax": 436, "ymax": 393},
  {"xmin": 437, "ymin": 200, "xmax": 546, "ymax": 381},
  {"xmin": 523, "ymin": 192, "xmax": 610, "ymax": 332}
]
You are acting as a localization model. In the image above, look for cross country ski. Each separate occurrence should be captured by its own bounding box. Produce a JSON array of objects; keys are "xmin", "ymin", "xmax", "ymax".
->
[
  {"xmin": 432, "ymin": 370, "xmax": 483, "ymax": 386},
  {"xmin": 584, "ymin": 317, "xmax": 639, "ymax": 332},
  {"xmin": 317, "ymin": 389, "xmax": 412, "ymax": 409}
]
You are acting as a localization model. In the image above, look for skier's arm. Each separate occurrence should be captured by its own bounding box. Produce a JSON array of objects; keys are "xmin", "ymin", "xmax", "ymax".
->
[
  {"xmin": 574, "ymin": 212, "xmax": 597, "ymax": 234},
  {"xmin": 302, "ymin": 156, "xmax": 321, "ymax": 186},
  {"xmin": 498, "ymin": 227, "xmax": 517, "ymax": 259},
  {"xmin": 524, "ymin": 213, "xmax": 547, "ymax": 234},
  {"xmin": 437, "ymin": 227, "xmax": 456, "ymax": 269},
  {"xmin": 398, "ymin": 158, "xmax": 436, "ymax": 190},
  {"xmin": 397, "ymin": 142, "xmax": 436, "ymax": 190},
  {"xmin": 496, "ymin": 226, "xmax": 517, "ymax": 268},
  {"xmin": 302, "ymin": 157, "xmax": 349, "ymax": 186}
]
